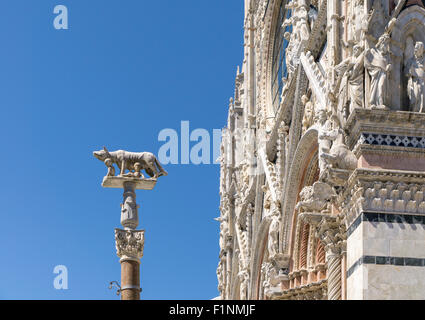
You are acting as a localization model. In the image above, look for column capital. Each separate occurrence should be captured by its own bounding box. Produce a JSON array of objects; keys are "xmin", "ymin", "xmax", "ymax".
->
[
  {"xmin": 316, "ymin": 216, "xmax": 344, "ymax": 257},
  {"xmin": 115, "ymin": 228, "xmax": 145, "ymax": 263}
]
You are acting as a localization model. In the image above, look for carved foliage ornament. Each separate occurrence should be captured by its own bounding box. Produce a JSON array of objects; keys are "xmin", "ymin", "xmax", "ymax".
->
[{"xmin": 115, "ymin": 229, "xmax": 145, "ymax": 260}]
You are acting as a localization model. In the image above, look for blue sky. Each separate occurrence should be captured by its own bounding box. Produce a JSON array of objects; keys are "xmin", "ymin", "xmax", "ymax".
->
[{"xmin": 0, "ymin": 1, "xmax": 243, "ymax": 299}]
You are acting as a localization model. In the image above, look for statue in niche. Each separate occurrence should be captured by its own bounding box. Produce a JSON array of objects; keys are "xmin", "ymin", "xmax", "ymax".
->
[
  {"xmin": 365, "ymin": 34, "xmax": 392, "ymax": 109},
  {"xmin": 335, "ymin": 44, "xmax": 365, "ymax": 118},
  {"xmin": 406, "ymin": 42, "xmax": 425, "ymax": 112}
]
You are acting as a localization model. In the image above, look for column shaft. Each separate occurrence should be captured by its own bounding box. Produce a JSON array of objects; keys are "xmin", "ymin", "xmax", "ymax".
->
[
  {"xmin": 121, "ymin": 260, "xmax": 140, "ymax": 300},
  {"xmin": 326, "ymin": 252, "xmax": 342, "ymax": 300}
]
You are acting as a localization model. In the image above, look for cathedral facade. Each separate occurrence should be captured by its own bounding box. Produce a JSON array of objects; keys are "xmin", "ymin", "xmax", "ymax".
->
[{"xmin": 217, "ymin": 0, "xmax": 425, "ymax": 300}]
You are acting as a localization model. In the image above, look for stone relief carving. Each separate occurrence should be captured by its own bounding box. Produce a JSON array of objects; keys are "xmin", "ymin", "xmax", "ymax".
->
[
  {"xmin": 93, "ymin": 147, "xmax": 168, "ymax": 178},
  {"xmin": 364, "ymin": 181, "xmax": 425, "ymax": 213},
  {"xmin": 406, "ymin": 42, "xmax": 425, "ymax": 112},
  {"xmin": 296, "ymin": 181, "xmax": 336, "ymax": 213},
  {"xmin": 365, "ymin": 34, "xmax": 393, "ymax": 109}
]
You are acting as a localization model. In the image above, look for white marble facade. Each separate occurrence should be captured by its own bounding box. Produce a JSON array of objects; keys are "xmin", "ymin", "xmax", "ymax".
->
[{"xmin": 217, "ymin": 0, "xmax": 425, "ymax": 300}]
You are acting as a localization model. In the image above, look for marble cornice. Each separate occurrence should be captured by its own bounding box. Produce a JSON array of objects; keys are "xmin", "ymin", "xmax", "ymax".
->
[{"xmin": 345, "ymin": 109, "xmax": 425, "ymax": 150}]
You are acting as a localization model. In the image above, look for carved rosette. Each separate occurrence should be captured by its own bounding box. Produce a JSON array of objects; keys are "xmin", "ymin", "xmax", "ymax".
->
[{"xmin": 115, "ymin": 228, "xmax": 145, "ymax": 262}]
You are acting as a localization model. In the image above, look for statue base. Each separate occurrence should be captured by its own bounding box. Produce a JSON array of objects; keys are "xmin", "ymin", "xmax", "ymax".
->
[{"xmin": 102, "ymin": 176, "xmax": 157, "ymax": 190}]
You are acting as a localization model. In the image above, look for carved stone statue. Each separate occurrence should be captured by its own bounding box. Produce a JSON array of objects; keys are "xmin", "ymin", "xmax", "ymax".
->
[
  {"xmin": 237, "ymin": 268, "xmax": 249, "ymax": 300},
  {"xmin": 302, "ymin": 95, "xmax": 315, "ymax": 133},
  {"xmin": 93, "ymin": 147, "xmax": 168, "ymax": 178},
  {"xmin": 335, "ymin": 44, "xmax": 365, "ymax": 117},
  {"xmin": 296, "ymin": 181, "xmax": 337, "ymax": 213},
  {"xmin": 365, "ymin": 34, "xmax": 393, "ymax": 109},
  {"xmin": 406, "ymin": 42, "xmax": 425, "ymax": 112},
  {"xmin": 105, "ymin": 158, "xmax": 115, "ymax": 177},
  {"xmin": 317, "ymin": 108, "xmax": 357, "ymax": 184},
  {"xmin": 216, "ymin": 201, "xmax": 230, "ymax": 255},
  {"xmin": 316, "ymin": 109, "xmax": 336, "ymax": 175},
  {"xmin": 322, "ymin": 128, "xmax": 358, "ymax": 172},
  {"xmin": 121, "ymin": 185, "xmax": 139, "ymax": 229},
  {"xmin": 217, "ymin": 260, "xmax": 225, "ymax": 295},
  {"xmin": 284, "ymin": 32, "xmax": 296, "ymax": 76},
  {"xmin": 294, "ymin": 3, "xmax": 311, "ymax": 43},
  {"xmin": 267, "ymin": 209, "xmax": 280, "ymax": 259}
]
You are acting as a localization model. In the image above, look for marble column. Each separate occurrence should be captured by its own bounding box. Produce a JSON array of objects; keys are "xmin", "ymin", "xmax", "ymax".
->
[
  {"xmin": 115, "ymin": 227, "xmax": 144, "ymax": 300},
  {"xmin": 317, "ymin": 218, "xmax": 343, "ymax": 300}
]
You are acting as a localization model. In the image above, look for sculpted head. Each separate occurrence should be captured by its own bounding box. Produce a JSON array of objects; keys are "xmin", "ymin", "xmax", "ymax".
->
[
  {"xmin": 414, "ymin": 42, "xmax": 424, "ymax": 59},
  {"xmin": 93, "ymin": 146, "xmax": 110, "ymax": 162},
  {"xmin": 353, "ymin": 44, "xmax": 363, "ymax": 57},
  {"xmin": 378, "ymin": 34, "xmax": 390, "ymax": 54},
  {"xmin": 316, "ymin": 109, "xmax": 327, "ymax": 123}
]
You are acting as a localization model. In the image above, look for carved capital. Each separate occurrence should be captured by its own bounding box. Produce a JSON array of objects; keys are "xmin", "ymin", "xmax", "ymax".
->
[
  {"xmin": 316, "ymin": 217, "xmax": 343, "ymax": 257},
  {"xmin": 115, "ymin": 228, "xmax": 145, "ymax": 262}
]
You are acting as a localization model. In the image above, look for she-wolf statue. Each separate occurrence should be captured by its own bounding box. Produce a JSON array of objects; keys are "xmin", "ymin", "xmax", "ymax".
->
[{"xmin": 93, "ymin": 147, "xmax": 168, "ymax": 178}]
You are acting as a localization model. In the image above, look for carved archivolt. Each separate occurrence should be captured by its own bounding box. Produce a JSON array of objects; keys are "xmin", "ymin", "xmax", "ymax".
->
[{"xmin": 281, "ymin": 128, "xmax": 319, "ymax": 255}]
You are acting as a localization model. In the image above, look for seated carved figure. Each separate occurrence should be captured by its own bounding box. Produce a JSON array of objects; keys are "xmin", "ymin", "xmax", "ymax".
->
[{"xmin": 93, "ymin": 147, "xmax": 168, "ymax": 178}]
